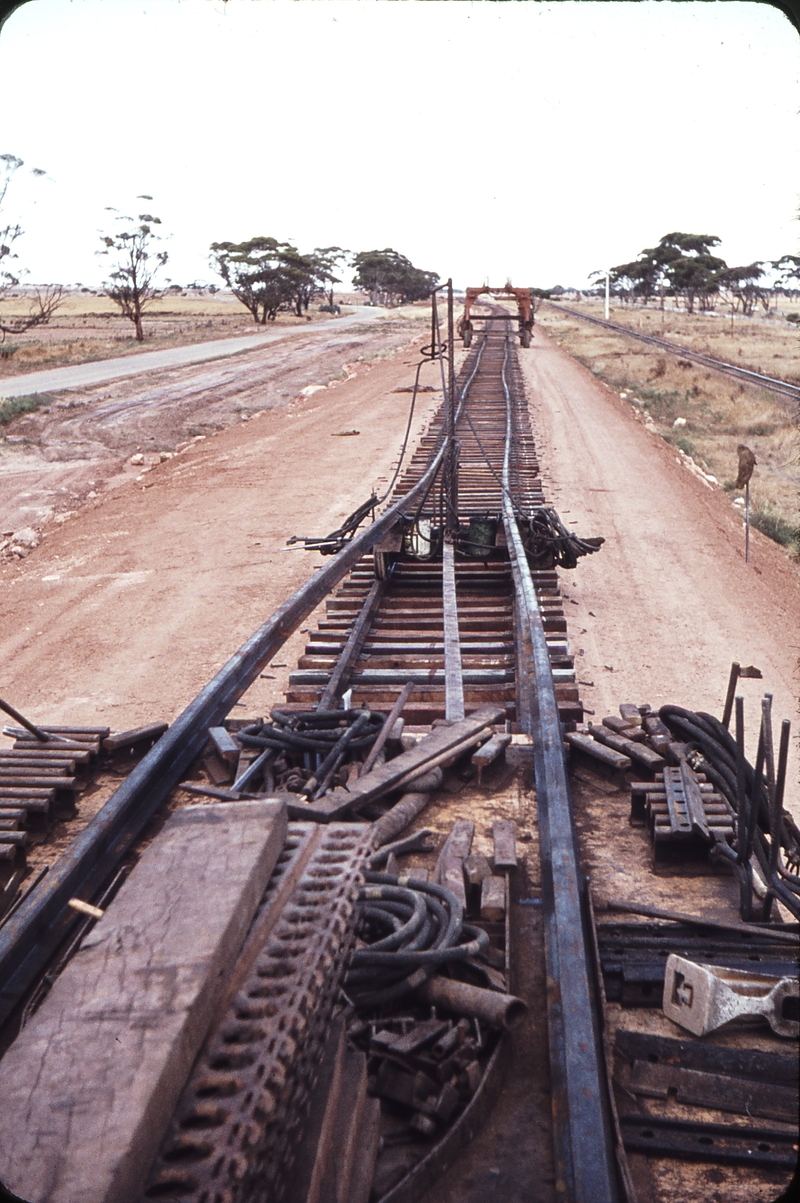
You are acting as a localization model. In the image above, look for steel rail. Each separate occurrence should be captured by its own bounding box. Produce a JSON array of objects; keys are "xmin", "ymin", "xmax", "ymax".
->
[
  {"xmin": 546, "ymin": 302, "xmax": 800, "ymax": 402},
  {"xmin": 0, "ymin": 330, "xmax": 492, "ymax": 1029},
  {"xmin": 500, "ymin": 334, "xmax": 620, "ymax": 1202},
  {"xmin": 0, "ymin": 432, "xmax": 453, "ymax": 1030}
]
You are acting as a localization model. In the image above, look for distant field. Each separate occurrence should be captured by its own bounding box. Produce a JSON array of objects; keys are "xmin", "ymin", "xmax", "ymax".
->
[
  {"xmin": 0, "ymin": 290, "xmax": 366, "ymax": 378},
  {"xmin": 538, "ymin": 300, "xmax": 800, "ymax": 556}
]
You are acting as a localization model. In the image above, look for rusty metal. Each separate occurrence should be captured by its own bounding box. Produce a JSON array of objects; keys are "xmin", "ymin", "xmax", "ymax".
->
[
  {"xmin": 597, "ymin": 920, "xmax": 799, "ymax": 1007},
  {"xmin": 618, "ymin": 1114, "xmax": 798, "ymax": 1169},
  {"xmin": 663, "ymin": 953, "xmax": 799, "ymax": 1038},
  {"xmin": 0, "ymin": 424, "xmax": 451, "ymax": 1029},
  {"xmin": 500, "ymin": 335, "xmax": 620, "ymax": 1202},
  {"xmin": 141, "ymin": 821, "xmax": 371, "ymax": 1203},
  {"xmin": 462, "ymin": 284, "xmax": 534, "ymax": 348},
  {"xmin": 417, "ymin": 975, "xmax": 526, "ymax": 1030},
  {"xmin": 613, "ymin": 1028, "xmax": 799, "ymax": 1123}
]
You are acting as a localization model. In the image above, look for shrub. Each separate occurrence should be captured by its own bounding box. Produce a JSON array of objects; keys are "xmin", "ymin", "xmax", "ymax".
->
[
  {"xmin": 750, "ymin": 503, "xmax": 800, "ymax": 555},
  {"xmin": 745, "ymin": 423, "xmax": 775, "ymax": 436},
  {"xmin": 0, "ymin": 394, "xmax": 48, "ymax": 425},
  {"xmin": 0, "ymin": 344, "xmax": 19, "ymax": 361}
]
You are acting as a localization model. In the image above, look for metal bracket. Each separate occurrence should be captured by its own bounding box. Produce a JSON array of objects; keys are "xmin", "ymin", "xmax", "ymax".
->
[{"xmin": 663, "ymin": 953, "xmax": 799, "ymax": 1038}]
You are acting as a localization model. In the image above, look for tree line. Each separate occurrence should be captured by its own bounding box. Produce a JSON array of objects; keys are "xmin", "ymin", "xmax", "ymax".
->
[
  {"xmin": 209, "ymin": 241, "xmax": 439, "ymax": 326},
  {"xmin": 601, "ymin": 232, "xmax": 800, "ymax": 316},
  {"xmin": 0, "ymin": 154, "xmax": 440, "ymax": 343}
]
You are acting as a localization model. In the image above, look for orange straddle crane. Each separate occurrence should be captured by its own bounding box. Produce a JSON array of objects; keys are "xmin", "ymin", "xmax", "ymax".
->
[{"xmin": 460, "ymin": 283, "xmax": 534, "ymax": 348}]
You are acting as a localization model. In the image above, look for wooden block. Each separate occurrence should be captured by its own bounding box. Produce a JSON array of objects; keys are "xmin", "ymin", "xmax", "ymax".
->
[
  {"xmin": 492, "ymin": 819, "xmax": 517, "ymax": 870},
  {"xmin": 643, "ymin": 715, "xmax": 672, "ymax": 739},
  {"xmin": 602, "ymin": 717, "xmax": 647, "ymax": 743},
  {"xmin": 0, "ymin": 799, "xmax": 287, "ymax": 1203},
  {"xmin": 619, "ymin": 703, "xmax": 643, "ymax": 727},
  {"xmin": 471, "ymin": 732, "xmax": 512, "ymax": 769},
  {"xmin": 589, "ymin": 726, "xmax": 665, "ymax": 771},
  {"xmin": 480, "ymin": 875, "xmax": 506, "ymax": 922},
  {"xmin": 202, "ymin": 752, "xmax": 232, "ymax": 786},
  {"xmin": 103, "ymin": 722, "xmax": 168, "ymax": 753},
  {"xmin": 207, "ymin": 725, "xmax": 241, "ymax": 763},
  {"xmin": 566, "ymin": 731, "xmax": 631, "ymax": 771},
  {"xmin": 464, "ymin": 853, "xmax": 493, "ymax": 887},
  {"xmin": 435, "ymin": 819, "xmax": 474, "ymax": 910}
]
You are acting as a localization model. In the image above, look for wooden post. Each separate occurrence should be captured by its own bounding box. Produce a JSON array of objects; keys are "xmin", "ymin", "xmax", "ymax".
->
[{"xmin": 746, "ymin": 480, "xmax": 750, "ymax": 563}]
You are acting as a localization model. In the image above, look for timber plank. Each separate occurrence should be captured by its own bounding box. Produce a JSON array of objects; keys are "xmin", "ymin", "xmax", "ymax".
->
[
  {"xmin": 315, "ymin": 705, "xmax": 503, "ymax": 817},
  {"xmin": 0, "ymin": 799, "xmax": 287, "ymax": 1203}
]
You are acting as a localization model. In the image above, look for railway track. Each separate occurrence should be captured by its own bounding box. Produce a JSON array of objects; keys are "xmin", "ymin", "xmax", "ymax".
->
[
  {"xmin": 0, "ymin": 300, "xmax": 794, "ymax": 1203},
  {"xmin": 284, "ymin": 321, "xmax": 581, "ymax": 731},
  {"xmin": 545, "ymin": 300, "xmax": 800, "ymax": 402}
]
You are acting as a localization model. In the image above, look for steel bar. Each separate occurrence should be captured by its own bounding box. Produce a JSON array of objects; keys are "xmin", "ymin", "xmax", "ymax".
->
[
  {"xmin": 499, "ymin": 335, "xmax": 619, "ymax": 1202},
  {"xmin": 599, "ymin": 897, "xmax": 799, "ymax": 943},
  {"xmin": 442, "ymin": 539, "xmax": 465, "ymax": 721},
  {"xmin": 317, "ymin": 575, "xmax": 389, "ymax": 712},
  {"xmin": 360, "ymin": 681, "xmax": 415, "ymax": 778}
]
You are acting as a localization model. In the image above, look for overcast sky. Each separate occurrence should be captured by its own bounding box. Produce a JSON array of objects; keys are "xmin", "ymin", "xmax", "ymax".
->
[{"xmin": 1, "ymin": 0, "xmax": 798, "ymax": 291}]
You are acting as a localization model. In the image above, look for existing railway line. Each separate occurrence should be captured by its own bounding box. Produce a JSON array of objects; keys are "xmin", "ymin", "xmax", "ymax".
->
[{"xmin": 0, "ymin": 298, "xmax": 796, "ymax": 1203}]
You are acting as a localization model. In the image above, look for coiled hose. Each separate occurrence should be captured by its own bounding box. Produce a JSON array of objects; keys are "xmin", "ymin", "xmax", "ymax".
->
[
  {"xmin": 344, "ymin": 871, "xmax": 490, "ymax": 1009},
  {"xmin": 237, "ymin": 708, "xmax": 385, "ymax": 798},
  {"xmin": 659, "ymin": 705, "xmax": 800, "ymax": 919},
  {"xmin": 522, "ymin": 507, "xmax": 604, "ymax": 570}
]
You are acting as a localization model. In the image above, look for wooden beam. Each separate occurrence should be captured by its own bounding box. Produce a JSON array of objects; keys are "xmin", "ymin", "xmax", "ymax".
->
[
  {"xmin": 0, "ymin": 799, "xmax": 287, "ymax": 1203},
  {"xmin": 314, "ymin": 705, "xmax": 503, "ymax": 819}
]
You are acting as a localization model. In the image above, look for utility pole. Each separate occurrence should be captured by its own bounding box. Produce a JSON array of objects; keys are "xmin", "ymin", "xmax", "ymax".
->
[
  {"xmin": 605, "ymin": 270, "xmax": 610, "ymax": 320},
  {"xmin": 445, "ymin": 278, "xmax": 459, "ymax": 537}
]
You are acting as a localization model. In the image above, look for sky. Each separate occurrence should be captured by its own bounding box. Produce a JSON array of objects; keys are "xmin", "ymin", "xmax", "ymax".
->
[{"xmin": 0, "ymin": 0, "xmax": 798, "ymax": 292}]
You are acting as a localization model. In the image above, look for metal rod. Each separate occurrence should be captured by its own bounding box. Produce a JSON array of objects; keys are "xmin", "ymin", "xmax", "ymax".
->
[
  {"xmin": 499, "ymin": 335, "xmax": 619, "ymax": 1202},
  {"xmin": 775, "ymin": 719, "xmax": 790, "ymax": 813},
  {"xmin": 442, "ymin": 539, "xmax": 465, "ymax": 721},
  {"xmin": 446, "ymin": 277, "xmax": 459, "ymax": 535},
  {"xmin": 359, "ymin": 681, "xmax": 415, "ymax": 778},
  {"xmin": 722, "ymin": 662, "xmax": 740, "ymax": 730},
  {"xmin": 600, "ymin": 898, "xmax": 798, "ymax": 944},
  {"xmin": 735, "ymin": 695, "xmax": 747, "ymax": 862},
  {"xmin": 0, "ymin": 697, "xmax": 65, "ymax": 745}
]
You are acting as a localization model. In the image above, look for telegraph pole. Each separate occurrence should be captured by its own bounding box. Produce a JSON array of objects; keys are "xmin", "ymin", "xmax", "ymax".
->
[{"xmin": 445, "ymin": 278, "xmax": 459, "ymax": 537}]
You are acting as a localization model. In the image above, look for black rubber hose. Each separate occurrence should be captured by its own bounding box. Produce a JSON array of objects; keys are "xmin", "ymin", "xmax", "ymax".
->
[{"xmin": 344, "ymin": 873, "xmax": 490, "ymax": 1008}]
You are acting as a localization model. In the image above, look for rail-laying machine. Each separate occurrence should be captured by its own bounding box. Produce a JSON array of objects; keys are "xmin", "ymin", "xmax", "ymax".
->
[{"xmin": 460, "ymin": 282, "xmax": 534, "ymax": 348}]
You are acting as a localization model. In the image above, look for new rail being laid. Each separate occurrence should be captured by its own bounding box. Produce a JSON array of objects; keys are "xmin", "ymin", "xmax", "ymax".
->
[{"xmin": 0, "ymin": 305, "xmax": 619, "ymax": 1198}]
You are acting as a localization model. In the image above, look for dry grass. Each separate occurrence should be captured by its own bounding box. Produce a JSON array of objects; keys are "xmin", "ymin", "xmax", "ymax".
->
[
  {"xmin": 539, "ymin": 300, "xmax": 800, "ymax": 554},
  {"xmin": 0, "ymin": 290, "xmax": 356, "ymax": 379}
]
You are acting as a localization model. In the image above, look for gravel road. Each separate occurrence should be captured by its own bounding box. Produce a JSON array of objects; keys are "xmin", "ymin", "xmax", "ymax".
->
[{"xmin": 0, "ymin": 307, "xmax": 385, "ymax": 397}]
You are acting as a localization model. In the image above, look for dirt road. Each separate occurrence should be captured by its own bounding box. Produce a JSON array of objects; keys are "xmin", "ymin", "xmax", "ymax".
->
[
  {"xmin": 2, "ymin": 318, "xmax": 796, "ymax": 814},
  {"xmin": 520, "ymin": 325, "xmax": 800, "ymax": 814},
  {"xmin": 0, "ymin": 332, "xmax": 443, "ymax": 736},
  {"xmin": 0, "ymin": 313, "xmax": 426, "ymax": 532},
  {"xmin": 0, "ymin": 306, "xmax": 384, "ymax": 398}
]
